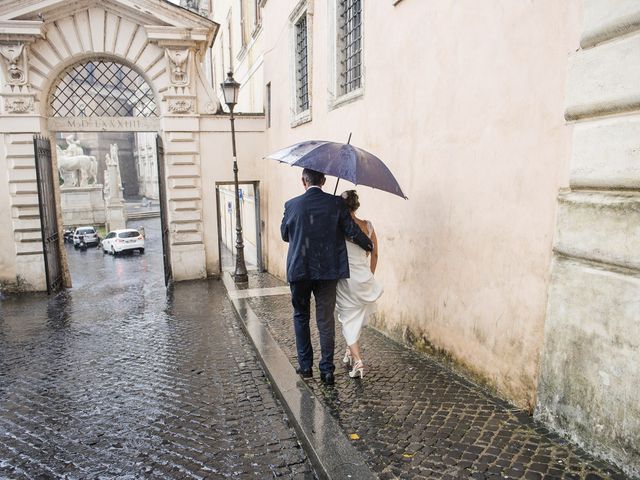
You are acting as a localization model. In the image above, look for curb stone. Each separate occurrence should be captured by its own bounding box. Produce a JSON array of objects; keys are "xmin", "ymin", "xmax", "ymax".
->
[{"xmin": 222, "ymin": 273, "xmax": 377, "ymax": 480}]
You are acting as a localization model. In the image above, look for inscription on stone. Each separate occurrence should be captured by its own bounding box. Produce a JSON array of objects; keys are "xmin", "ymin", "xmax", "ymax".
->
[{"xmin": 48, "ymin": 117, "xmax": 160, "ymax": 132}]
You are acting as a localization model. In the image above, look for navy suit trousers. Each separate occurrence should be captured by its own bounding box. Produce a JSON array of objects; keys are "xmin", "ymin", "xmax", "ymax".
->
[{"xmin": 290, "ymin": 279, "xmax": 338, "ymax": 375}]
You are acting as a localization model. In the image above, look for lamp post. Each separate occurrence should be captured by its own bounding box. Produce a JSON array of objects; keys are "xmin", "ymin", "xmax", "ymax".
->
[{"xmin": 221, "ymin": 71, "xmax": 248, "ymax": 284}]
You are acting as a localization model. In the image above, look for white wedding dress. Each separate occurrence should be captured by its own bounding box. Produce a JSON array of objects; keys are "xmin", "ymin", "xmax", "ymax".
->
[{"xmin": 336, "ymin": 221, "xmax": 384, "ymax": 346}]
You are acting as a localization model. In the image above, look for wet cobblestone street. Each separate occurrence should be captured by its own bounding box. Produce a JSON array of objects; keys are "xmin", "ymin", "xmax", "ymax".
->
[
  {"xmin": 245, "ymin": 276, "xmax": 628, "ymax": 480},
  {"xmin": 0, "ymin": 219, "xmax": 315, "ymax": 479}
]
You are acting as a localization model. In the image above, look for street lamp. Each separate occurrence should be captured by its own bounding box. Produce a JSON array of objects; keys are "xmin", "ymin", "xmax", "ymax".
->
[{"xmin": 221, "ymin": 71, "xmax": 248, "ymax": 284}]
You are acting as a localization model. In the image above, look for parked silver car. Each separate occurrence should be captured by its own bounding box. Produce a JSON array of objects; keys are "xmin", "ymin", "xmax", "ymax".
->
[{"xmin": 73, "ymin": 226, "xmax": 100, "ymax": 248}]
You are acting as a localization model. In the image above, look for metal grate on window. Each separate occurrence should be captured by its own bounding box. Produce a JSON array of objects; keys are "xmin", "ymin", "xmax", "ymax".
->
[
  {"xmin": 338, "ymin": 0, "xmax": 362, "ymax": 96},
  {"xmin": 50, "ymin": 60, "xmax": 158, "ymax": 117},
  {"xmin": 295, "ymin": 14, "xmax": 309, "ymax": 112}
]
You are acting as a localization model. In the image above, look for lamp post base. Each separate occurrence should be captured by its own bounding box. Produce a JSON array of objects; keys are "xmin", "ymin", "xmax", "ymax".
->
[
  {"xmin": 233, "ymin": 241, "xmax": 249, "ymax": 284},
  {"xmin": 234, "ymin": 272, "xmax": 249, "ymax": 284}
]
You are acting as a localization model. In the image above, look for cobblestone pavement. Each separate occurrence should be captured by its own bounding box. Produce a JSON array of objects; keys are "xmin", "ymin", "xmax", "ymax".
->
[
  {"xmin": 246, "ymin": 280, "xmax": 628, "ymax": 480},
  {"xmin": 0, "ymin": 219, "xmax": 315, "ymax": 479}
]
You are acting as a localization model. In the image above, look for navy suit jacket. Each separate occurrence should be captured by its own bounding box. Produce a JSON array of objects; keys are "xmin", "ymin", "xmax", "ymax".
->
[{"xmin": 281, "ymin": 187, "xmax": 373, "ymax": 283}]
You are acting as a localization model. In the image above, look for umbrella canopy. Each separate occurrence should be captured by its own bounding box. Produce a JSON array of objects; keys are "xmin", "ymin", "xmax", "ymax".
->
[{"xmin": 266, "ymin": 140, "xmax": 407, "ymax": 199}]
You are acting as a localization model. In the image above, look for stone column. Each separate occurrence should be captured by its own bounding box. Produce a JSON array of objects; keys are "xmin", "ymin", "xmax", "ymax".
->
[{"xmin": 536, "ymin": 2, "xmax": 640, "ymax": 476}]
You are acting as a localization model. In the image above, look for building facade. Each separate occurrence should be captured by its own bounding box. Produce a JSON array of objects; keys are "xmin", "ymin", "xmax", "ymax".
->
[
  {"xmin": 0, "ymin": 0, "xmax": 638, "ymax": 476},
  {"xmin": 219, "ymin": 0, "xmax": 579, "ymax": 407},
  {"xmin": 0, "ymin": 0, "xmax": 265, "ymax": 291},
  {"xmin": 209, "ymin": 0, "xmax": 639, "ymax": 476}
]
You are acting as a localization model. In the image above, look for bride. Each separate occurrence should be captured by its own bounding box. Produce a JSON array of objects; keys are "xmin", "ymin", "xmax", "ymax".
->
[{"xmin": 335, "ymin": 190, "xmax": 383, "ymax": 379}]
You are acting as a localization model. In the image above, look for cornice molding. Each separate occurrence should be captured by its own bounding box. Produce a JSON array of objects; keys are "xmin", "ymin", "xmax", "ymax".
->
[
  {"xmin": 0, "ymin": 0, "xmax": 216, "ymax": 32},
  {"xmin": 0, "ymin": 20, "xmax": 46, "ymax": 41},
  {"xmin": 0, "ymin": 0, "xmax": 219, "ymax": 53}
]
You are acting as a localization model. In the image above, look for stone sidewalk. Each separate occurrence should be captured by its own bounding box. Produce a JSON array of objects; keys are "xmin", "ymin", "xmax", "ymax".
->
[{"xmin": 227, "ymin": 272, "xmax": 629, "ymax": 480}]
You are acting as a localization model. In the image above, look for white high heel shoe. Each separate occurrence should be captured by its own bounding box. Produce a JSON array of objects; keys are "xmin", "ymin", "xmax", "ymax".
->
[
  {"xmin": 342, "ymin": 348, "xmax": 352, "ymax": 365},
  {"xmin": 349, "ymin": 360, "xmax": 364, "ymax": 379}
]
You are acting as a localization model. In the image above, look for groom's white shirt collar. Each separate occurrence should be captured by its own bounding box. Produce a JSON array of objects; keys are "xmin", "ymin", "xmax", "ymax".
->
[{"xmin": 306, "ymin": 185, "xmax": 322, "ymax": 191}]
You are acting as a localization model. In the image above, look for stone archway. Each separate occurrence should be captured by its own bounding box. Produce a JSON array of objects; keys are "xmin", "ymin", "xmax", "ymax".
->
[{"xmin": 0, "ymin": 0, "xmax": 220, "ymax": 292}]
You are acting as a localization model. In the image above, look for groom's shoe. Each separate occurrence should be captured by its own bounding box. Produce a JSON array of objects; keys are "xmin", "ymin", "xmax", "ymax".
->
[
  {"xmin": 295, "ymin": 367, "xmax": 313, "ymax": 378},
  {"xmin": 320, "ymin": 372, "xmax": 335, "ymax": 385}
]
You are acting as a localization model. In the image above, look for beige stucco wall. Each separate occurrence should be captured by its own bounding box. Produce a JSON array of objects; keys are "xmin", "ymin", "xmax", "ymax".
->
[{"xmin": 229, "ymin": 0, "xmax": 582, "ymax": 408}]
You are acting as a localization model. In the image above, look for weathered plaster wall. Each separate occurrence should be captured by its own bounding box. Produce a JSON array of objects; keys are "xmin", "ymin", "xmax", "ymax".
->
[
  {"xmin": 231, "ymin": 0, "xmax": 582, "ymax": 407},
  {"xmin": 537, "ymin": 1, "xmax": 640, "ymax": 475}
]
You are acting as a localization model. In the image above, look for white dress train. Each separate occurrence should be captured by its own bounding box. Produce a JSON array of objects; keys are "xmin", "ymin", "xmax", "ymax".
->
[{"xmin": 336, "ymin": 221, "xmax": 383, "ymax": 346}]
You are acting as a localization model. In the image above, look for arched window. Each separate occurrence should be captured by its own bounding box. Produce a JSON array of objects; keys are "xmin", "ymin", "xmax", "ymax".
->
[{"xmin": 50, "ymin": 60, "xmax": 158, "ymax": 117}]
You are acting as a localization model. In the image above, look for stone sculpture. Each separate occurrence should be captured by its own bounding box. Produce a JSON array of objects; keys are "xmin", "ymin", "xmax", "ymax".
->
[
  {"xmin": 104, "ymin": 144, "xmax": 123, "ymax": 200},
  {"xmin": 166, "ymin": 49, "xmax": 189, "ymax": 85},
  {"xmin": 56, "ymin": 137, "xmax": 98, "ymax": 187},
  {"xmin": 0, "ymin": 44, "xmax": 27, "ymax": 85}
]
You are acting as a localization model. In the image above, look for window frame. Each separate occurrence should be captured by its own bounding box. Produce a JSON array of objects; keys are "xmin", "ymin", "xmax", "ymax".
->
[
  {"xmin": 328, "ymin": 0, "xmax": 365, "ymax": 110},
  {"xmin": 265, "ymin": 82, "xmax": 272, "ymax": 128},
  {"xmin": 295, "ymin": 14, "xmax": 310, "ymax": 113},
  {"xmin": 289, "ymin": 0, "xmax": 313, "ymax": 127}
]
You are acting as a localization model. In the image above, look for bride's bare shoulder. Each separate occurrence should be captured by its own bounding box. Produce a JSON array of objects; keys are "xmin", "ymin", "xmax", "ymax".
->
[
  {"xmin": 354, "ymin": 217, "xmax": 368, "ymax": 229},
  {"xmin": 361, "ymin": 219, "xmax": 374, "ymax": 236}
]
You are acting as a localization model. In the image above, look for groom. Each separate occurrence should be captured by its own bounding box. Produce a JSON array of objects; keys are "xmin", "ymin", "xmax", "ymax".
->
[{"xmin": 281, "ymin": 168, "xmax": 373, "ymax": 384}]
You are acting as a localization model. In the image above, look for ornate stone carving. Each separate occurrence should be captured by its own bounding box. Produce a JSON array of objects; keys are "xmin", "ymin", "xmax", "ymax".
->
[
  {"xmin": 0, "ymin": 44, "xmax": 27, "ymax": 86},
  {"xmin": 205, "ymin": 101, "xmax": 217, "ymax": 114},
  {"xmin": 168, "ymin": 98, "xmax": 194, "ymax": 114},
  {"xmin": 166, "ymin": 49, "xmax": 190, "ymax": 86},
  {"xmin": 4, "ymin": 96, "xmax": 33, "ymax": 113}
]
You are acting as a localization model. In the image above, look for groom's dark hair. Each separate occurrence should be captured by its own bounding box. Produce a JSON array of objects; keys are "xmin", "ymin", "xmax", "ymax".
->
[{"xmin": 302, "ymin": 168, "xmax": 325, "ymax": 186}]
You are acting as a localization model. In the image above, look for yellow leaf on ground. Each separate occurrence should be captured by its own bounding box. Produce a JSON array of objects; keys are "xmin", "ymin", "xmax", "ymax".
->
[
  {"xmin": 348, "ymin": 433, "xmax": 360, "ymax": 440},
  {"xmin": 402, "ymin": 453, "xmax": 414, "ymax": 458}
]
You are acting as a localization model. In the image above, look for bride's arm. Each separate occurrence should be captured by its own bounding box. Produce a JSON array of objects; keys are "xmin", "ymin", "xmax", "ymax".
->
[{"xmin": 370, "ymin": 229, "xmax": 379, "ymax": 274}]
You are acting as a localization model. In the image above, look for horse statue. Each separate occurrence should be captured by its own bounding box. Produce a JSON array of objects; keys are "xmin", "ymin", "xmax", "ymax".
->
[{"xmin": 56, "ymin": 144, "xmax": 98, "ymax": 187}]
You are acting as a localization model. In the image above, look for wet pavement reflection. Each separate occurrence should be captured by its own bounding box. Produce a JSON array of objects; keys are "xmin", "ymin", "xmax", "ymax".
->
[{"xmin": 0, "ymin": 218, "xmax": 314, "ymax": 478}]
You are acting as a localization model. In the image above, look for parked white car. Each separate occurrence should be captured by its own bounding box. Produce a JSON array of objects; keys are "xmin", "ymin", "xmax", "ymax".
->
[{"xmin": 101, "ymin": 229, "xmax": 145, "ymax": 255}]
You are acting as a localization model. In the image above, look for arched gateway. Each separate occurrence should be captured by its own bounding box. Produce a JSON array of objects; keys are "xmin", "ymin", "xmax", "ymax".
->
[{"xmin": 0, "ymin": 0, "xmax": 221, "ymax": 292}]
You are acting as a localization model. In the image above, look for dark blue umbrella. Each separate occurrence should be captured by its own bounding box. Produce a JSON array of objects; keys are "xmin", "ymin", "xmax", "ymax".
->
[{"xmin": 265, "ymin": 138, "xmax": 407, "ymax": 199}]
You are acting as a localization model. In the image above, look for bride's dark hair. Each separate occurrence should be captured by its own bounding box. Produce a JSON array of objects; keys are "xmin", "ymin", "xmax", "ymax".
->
[{"xmin": 341, "ymin": 190, "xmax": 360, "ymax": 212}]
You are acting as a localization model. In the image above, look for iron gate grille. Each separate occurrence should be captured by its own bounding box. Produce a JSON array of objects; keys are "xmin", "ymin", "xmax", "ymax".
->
[
  {"xmin": 33, "ymin": 136, "xmax": 64, "ymax": 294},
  {"xmin": 50, "ymin": 60, "xmax": 158, "ymax": 117},
  {"xmin": 156, "ymin": 135, "xmax": 172, "ymax": 287}
]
